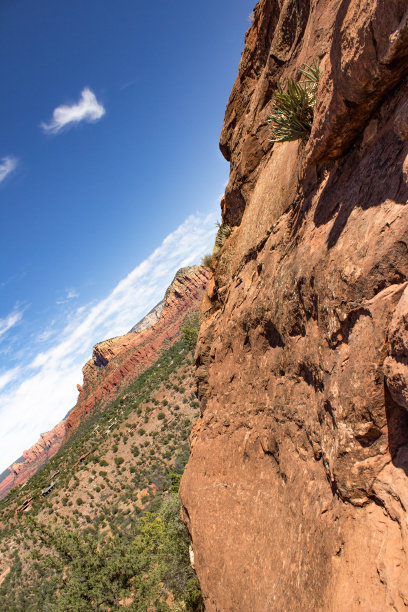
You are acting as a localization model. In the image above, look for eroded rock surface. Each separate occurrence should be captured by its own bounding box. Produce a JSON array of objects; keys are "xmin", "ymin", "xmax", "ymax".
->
[{"xmin": 181, "ymin": 1, "xmax": 408, "ymax": 609}]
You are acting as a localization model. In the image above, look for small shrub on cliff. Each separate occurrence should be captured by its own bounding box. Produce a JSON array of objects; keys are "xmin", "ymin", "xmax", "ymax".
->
[
  {"xmin": 213, "ymin": 222, "xmax": 232, "ymax": 257},
  {"xmin": 268, "ymin": 59, "xmax": 320, "ymax": 142},
  {"xmin": 201, "ymin": 253, "xmax": 213, "ymax": 269},
  {"xmin": 182, "ymin": 313, "xmax": 200, "ymax": 351}
]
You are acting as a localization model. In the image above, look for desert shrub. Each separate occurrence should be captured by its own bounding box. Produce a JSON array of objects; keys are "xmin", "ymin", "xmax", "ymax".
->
[
  {"xmin": 114, "ymin": 457, "xmax": 124, "ymax": 467},
  {"xmin": 201, "ymin": 253, "xmax": 213, "ymax": 269},
  {"xmin": 182, "ymin": 313, "xmax": 200, "ymax": 351},
  {"xmin": 213, "ymin": 222, "xmax": 232, "ymax": 255},
  {"xmin": 268, "ymin": 59, "xmax": 320, "ymax": 142},
  {"xmin": 158, "ymin": 412, "xmax": 165, "ymax": 420},
  {"xmin": 76, "ymin": 498, "xmax": 84, "ymax": 506}
]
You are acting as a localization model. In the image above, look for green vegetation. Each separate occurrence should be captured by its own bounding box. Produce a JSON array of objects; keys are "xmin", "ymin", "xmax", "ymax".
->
[
  {"xmin": 268, "ymin": 59, "xmax": 320, "ymax": 142},
  {"xmin": 201, "ymin": 221, "xmax": 233, "ymax": 273},
  {"xmin": 213, "ymin": 221, "xmax": 232, "ymax": 256},
  {"xmin": 201, "ymin": 252, "xmax": 213, "ymax": 269},
  {"xmin": 0, "ymin": 335, "xmax": 203, "ymax": 611},
  {"xmin": 182, "ymin": 312, "xmax": 200, "ymax": 351},
  {"xmin": 1, "ymin": 491, "xmax": 202, "ymax": 611}
]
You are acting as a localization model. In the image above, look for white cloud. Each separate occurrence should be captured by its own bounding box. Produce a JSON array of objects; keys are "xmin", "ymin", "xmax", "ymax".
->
[
  {"xmin": 41, "ymin": 88, "xmax": 105, "ymax": 134},
  {"xmin": 0, "ymin": 211, "xmax": 218, "ymax": 472},
  {"xmin": 0, "ymin": 308, "xmax": 23, "ymax": 341},
  {"xmin": 56, "ymin": 289, "xmax": 79, "ymax": 304},
  {"xmin": 0, "ymin": 156, "xmax": 18, "ymax": 183},
  {"xmin": 0, "ymin": 368, "xmax": 20, "ymax": 392}
]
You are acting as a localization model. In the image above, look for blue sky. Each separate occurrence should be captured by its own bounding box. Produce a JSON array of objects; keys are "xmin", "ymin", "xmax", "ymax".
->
[{"xmin": 0, "ymin": 0, "xmax": 254, "ymax": 472}]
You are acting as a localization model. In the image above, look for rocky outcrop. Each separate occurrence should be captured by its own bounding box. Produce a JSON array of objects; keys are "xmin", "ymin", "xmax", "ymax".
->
[
  {"xmin": 0, "ymin": 422, "xmax": 65, "ymax": 500},
  {"xmin": 129, "ymin": 299, "xmax": 165, "ymax": 334},
  {"xmin": 64, "ymin": 265, "xmax": 209, "ymax": 437},
  {"xmin": 181, "ymin": 2, "xmax": 408, "ymax": 610}
]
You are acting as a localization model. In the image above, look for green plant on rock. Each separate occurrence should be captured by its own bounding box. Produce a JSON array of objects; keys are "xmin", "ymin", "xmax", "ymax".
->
[
  {"xmin": 268, "ymin": 59, "xmax": 321, "ymax": 142},
  {"xmin": 201, "ymin": 253, "xmax": 213, "ymax": 269},
  {"xmin": 182, "ymin": 312, "xmax": 200, "ymax": 351},
  {"xmin": 213, "ymin": 221, "xmax": 232, "ymax": 256}
]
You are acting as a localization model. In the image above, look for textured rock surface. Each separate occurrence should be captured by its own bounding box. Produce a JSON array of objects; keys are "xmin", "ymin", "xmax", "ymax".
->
[
  {"xmin": 181, "ymin": 1, "xmax": 408, "ymax": 610},
  {"xmin": 64, "ymin": 265, "xmax": 209, "ymax": 438}
]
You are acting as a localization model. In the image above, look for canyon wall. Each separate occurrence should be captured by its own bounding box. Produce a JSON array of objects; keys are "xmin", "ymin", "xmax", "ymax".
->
[
  {"xmin": 180, "ymin": 1, "xmax": 408, "ymax": 610},
  {"xmin": 0, "ymin": 265, "xmax": 209, "ymax": 501},
  {"xmin": 0, "ymin": 423, "xmax": 65, "ymax": 500}
]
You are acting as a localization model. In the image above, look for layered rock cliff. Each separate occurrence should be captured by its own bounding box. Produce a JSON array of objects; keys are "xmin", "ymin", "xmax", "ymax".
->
[
  {"xmin": 180, "ymin": 2, "xmax": 408, "ymax": 610},
  {"xmin": 0, "ymin": 423, "xmax": 65, "ymax": 500},
  {"xmin": 0, "ymin": 265, "xmax": 209, "ymax": 500},
  {"xmin": 64, "ymin": 265, "xmax": 209, "ymax": 437}
]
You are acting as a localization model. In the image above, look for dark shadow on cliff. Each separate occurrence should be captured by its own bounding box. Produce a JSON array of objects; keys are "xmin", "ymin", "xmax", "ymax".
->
[
  {"xmin": 291, "ymin": 0, "xmax": 408, "ymax": 246},
  {"xmin": 385, "ymin": 385, "xmax": 408, "ymax": 476},
  {"xmin": 310, "ymin": 133, "xmax": 408, "ymax": 249}
]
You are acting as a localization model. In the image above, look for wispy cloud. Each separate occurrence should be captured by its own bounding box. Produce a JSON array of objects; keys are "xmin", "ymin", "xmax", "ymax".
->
[
  {"xmin": 0, "ymin": 156, "xmax": 18, "ymax": 183},
  {"xmin": 56, "ymin": 289, "xmax": 79, "ymax": 305},
  {"xmin": 0, "ymin": 211, "xmax": 218, "ymax": 472},
  {"xmin": 0, "ymin": 368, "xmax": 20, "ymax": 392},
  {"xmin": 0, "ymin": 308, "xmax": 23, "ymax": 341},
  {"xmin": 120, "ymin": 77, "xmax": 138, "ymax": 91},
  {"xmin": 41, "ymin": 88, "xmax": 105, "ymax": 134}
]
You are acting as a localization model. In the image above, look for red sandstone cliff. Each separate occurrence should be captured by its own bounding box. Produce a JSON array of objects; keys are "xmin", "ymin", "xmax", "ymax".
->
[
  {"xmin": 0, "ymin": 265, "xmax": 209, "ymax": 501},
  {"xmin": 64, "ymin": 265, "xmax": 209, "ymax": 437},
  {"xmin": 0, "ymin": 422, "xmax": 65, "ymax": 500},
  {"xmin": 180, "ymin": 2, "xmax": 408, "ymax": 610}
]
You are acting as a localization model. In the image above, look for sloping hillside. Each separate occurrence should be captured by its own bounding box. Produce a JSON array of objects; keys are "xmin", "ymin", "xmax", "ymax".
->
[{"xmin": 0, "ymin": 329, "xmax": 204, "ymax": 610}]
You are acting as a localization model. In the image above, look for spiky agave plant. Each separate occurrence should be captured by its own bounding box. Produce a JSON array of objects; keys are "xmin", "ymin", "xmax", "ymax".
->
[
  {"xmin": 213, "ymin": 222, "xmax": 232, "ymax": 256},
  {"xmin": 268, "ymin": 59, "xmax": 321, "ymax": 143}
]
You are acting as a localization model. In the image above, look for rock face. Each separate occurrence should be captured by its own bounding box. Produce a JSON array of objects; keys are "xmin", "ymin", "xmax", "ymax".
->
[
  {"xmin": 64, "ymin": 265, "xmax": 209, "ymax": 438},
  {"xmin": 0, "ymin": 422, "xmax": 65, "ymax": 500},
  {"xmin": 180, "ymin": 2, "xmax": 408, "ymax": 610},
  {"xmin": 0, "ymin": 265, "xmax": 209, "ymax": 501}
]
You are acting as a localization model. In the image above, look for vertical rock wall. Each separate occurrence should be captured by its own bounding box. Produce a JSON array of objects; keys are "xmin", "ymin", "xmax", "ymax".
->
[{"xmin": 180, "ymin": 1, "xmax": 408, "ymax": 609}]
